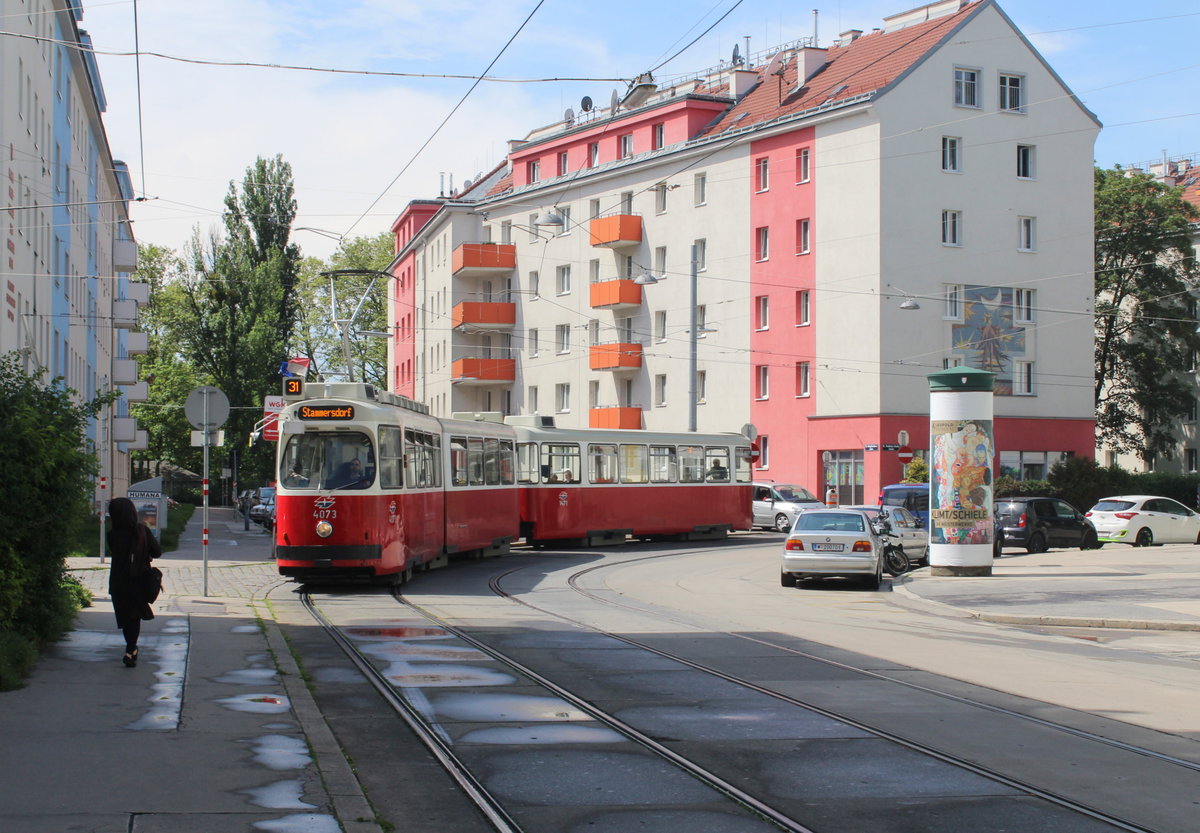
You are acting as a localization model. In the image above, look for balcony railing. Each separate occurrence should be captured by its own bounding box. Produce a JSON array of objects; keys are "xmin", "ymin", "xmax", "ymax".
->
[
  {"xmin": 588, "ymin": 214, "xmax": 642, "ymax": 248},
  {"xmin": 589, "ymin": 406, "xmax": 642, "ymax": 429},
  {"xmin": 452, "ymin": 243, "xmax": 516, "ymax": 277},
  {"xmin": 451, "ymin": 357, "xmax": 516, "ymax": 385},
  {"xmin": 452, "ymin": 301, "xmax": 516, "ymax": 331},
  {"xmin": 589, "ymin": 342, "xmax": 643, "ymax": 371},
  {"xmin": 589, "ymin": 278, "xmax": 642, "ymax": 310}
]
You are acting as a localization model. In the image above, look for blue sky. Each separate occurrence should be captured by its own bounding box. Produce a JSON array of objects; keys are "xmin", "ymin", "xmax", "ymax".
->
[{"xmin": 79, "ymin": 0, "xmax": 1200, "ymax": 260}]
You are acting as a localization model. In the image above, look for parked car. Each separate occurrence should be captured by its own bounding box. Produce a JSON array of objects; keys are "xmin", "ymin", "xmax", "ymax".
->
[
  {"xmin": 236, "ymin": 489, "xmax": 254, "ymax": 513},
  {"xmin": 1086, "ymin": 495, "xmax": 1200, "ymax": 547},
  {"xmin": 781, "ymin": 508, "xmax": 884, "ymax": 589},
  {"xmin": 842, "ymin": 505, "xmax": 929, "ymax": 565},
  {"xmin": 753, "ymin": 482, "xmax": 824, "ymax": 532},
  {"xmin": 994, "ymin": 496, "xmax": 1097, "ymax": 553},
  {"xmin": 249, "ymin": 495, "xmax": 275, "ymax": 525},
  {"xmin": 879, "ymin": 483, "xmax": 930, "ymax": 527}
]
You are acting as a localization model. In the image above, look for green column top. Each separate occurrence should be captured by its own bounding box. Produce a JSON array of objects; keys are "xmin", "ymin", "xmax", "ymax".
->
[{"xmin": 927, "ymin": 366, "xmax": 995, "ymax": 392}]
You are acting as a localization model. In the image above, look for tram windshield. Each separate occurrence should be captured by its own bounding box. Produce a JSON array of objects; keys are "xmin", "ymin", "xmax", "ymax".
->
[{"xmin": 280, "ymin": 432, "xmax": 376, "ymax": 490}]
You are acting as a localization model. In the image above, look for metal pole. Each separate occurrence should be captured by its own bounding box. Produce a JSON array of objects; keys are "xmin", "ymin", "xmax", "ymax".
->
[
  {"xmin": 202, "ymin": 390, "xmax": 210, "ymax": 597},
  {"xmin": 688, "ymin": 243, "xmax": 698, "ymax": 432},
  {"xmin": 98, "ymin": 400, "xmax": 107, "ymax": 563}
]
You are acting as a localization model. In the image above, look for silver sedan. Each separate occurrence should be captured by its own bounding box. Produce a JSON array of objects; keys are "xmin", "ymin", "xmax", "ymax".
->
[{"xmin": 781, "ymin": 509, "xmax": 884, "ymax": 590}]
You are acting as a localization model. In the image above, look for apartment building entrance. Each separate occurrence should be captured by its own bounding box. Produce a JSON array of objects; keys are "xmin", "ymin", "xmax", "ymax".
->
[{"xmin": 823, "ymin": 449, "xmax": 864, "ymax": 506}]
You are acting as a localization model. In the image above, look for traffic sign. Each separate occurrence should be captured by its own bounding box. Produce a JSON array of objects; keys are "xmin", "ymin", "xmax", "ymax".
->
[
  {"xmin": 897, "ymin": 445, "xmax": 913, "ymax": 461},
  {"xmin": 185, "ymin": 386, "xmax": 230, "ymax": 430}
]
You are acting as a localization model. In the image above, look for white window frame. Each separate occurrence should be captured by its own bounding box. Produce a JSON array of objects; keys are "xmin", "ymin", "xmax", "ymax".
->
[
  {"xmin": 588, "ymin": 142, "xmax": 600, "ymax": 167},
  {"xmin": 796, "ymin": 147, "xmax": 811, "ymax": 183},
  {"xmin": 555, "ymin": 323, "xmax": 570, "ymax": 354},
  {"xmin": 528, "ymin": 385, "xmax": 538, "ymax": 413},
  {"xmin": 797, "ymin": 361, "xmax": 811, "ymax": 397},
  {"xmin": 1016, "ymin": 144, "xmax": 1035, "ymax": 179},
  {"xmin": 1015, "ymin": 360, "xmax": 1034, "ymax": 395},
  {"xmin": 654, "ymin": 374, "xmax": 667, "ymax": 406},
  {"xmin": 652, "ymin": 122, "xmax": 665, "ymax": 150},
  {"xmin": 655, "ymin": 183, "xmax": 667, "ymax": 214},
  {"xmin": 528, "ymin": 327, "xmax": 539, "ymax": 357},
  {"xmin": 999, "ymin": 72, "xmax": 1025, "ymax": 113},
  {"xmin": 696, "ymin": 370, "xmax": 707, "ymax": 404},
  {"xmin": 1018, "ymin": 217, "xmax": 1036, "ymax": 252},
  {"xmin": 953, "ymin": 67, "xmax": 980, "ymax": 108},
  {"xmin": 942, "ymin": 136, "xmax": 961, "ymax": 172},
  {"xmin": 696, "ymin": 305, "xmax": 709, "ymax": 338},
  {"xmin": 756, "ymin": 226, "xmax": 770, "ymax": 261},
  {"xmin": 796, "ymin": 218, "xmax": 810, "ymax": 255},
  {"xmin": 1014, "ymin": 288, "xmax": 1034, "ymax": 323},
  {"xmin": 556, "ymin": 264, "xmax": 571, "ymax": 295},
  {"xmin": 756, "ymin": 157, "xmax": 770, "ymax": 192},
  {"xmin": 694, "ymin": 172, "xmax": 707, "ymax": 206},
  {"xmin": 557, "ymin": 205, "xmax": 571, "ymax": 236},
  {"xmin": 529, "ymin": 270, "xmax": 539, "ymax": 298},
  {"xmin": 798, "ymin": 290, "xmax": 811, "ymax": 326},
  {"xmin": 556, "ymin": 382, "xmax": 571, "ymax": 413},
  {"xmin": 942, "ymin": 209, "xmax": 962, "ymax": 246},
  {"xmin": 945, "ymin": 284, "xmax": 963, "ymax": 320},
  {"xmin": 756, "ymin": 295, "xmax": 769, "ymax": 330},
  {"xmin": 693, "ymin": 238, "xmax": 707, "ymax": 271},
  {"xmin": 757, "ymin": 365, "xmax": 770, "ymax": 399},
  {"xmin": 619, "ymin": 133, "xmax": 633, "ymax": 159},
  {"xmin": 654, "ymin": 310, "xmax": 667, "ymax": 342},
  {"xmin": 557, "ymin": 150, "xmax": 569, "ymax": 176},
  {"xmin": 527, "ymin": 159, "xmax": 540, "ymax": 182}
]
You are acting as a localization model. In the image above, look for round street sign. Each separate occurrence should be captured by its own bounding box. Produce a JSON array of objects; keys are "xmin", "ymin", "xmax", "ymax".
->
[
  {"xmin": 185, "ymin": 386, "xmax": 230, "ymax": 430},
  {"xmin": 897, "ymin": 445, "xmax": 913, "ymax": 461}
]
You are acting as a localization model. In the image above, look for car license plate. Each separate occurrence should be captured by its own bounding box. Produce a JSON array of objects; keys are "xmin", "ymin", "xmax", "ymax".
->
[{"xmin": 811, "ymin": 543, "xmax": 844, "ymax": 552}]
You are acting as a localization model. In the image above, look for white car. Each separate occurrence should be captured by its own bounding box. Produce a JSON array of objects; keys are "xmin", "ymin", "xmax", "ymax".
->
[
  {"xmin": 1086, "ymin": 495, "xmax": 1200, "ymax": 547},
  {"xmin": 781, "ymin": 508, "xmax": 884, "ymax": 590},
  {"xmin": 753, "ymin": 482, "xmax": 824, "ymax": 532},
  {"xmin": 842, "ymin": 505, "xmax": 929, "ymax": 565}
]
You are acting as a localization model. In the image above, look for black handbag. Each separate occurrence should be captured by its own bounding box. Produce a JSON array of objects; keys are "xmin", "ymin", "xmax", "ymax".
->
[{"xmin": 142, "ymin": 566, "xmax": 163, "ymax": 603}]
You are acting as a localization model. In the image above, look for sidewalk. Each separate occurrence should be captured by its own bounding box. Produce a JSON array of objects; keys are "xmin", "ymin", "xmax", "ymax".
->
[
  {"xmin": 0, "ymin": 506, "xmax": 380, "ymax": 833},
  {"xmin": 893, "ymin": 542, "xmax": 1200, "ymax": 631}
]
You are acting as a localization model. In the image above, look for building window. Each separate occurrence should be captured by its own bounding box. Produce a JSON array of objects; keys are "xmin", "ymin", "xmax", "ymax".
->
[
  {"xmin": 942, "ymin": 136, "xmax": 961, "ymax": 172},
  {"xmin": 1188, "ymin": 449, "xmax": 1198, "ymax": 472},
  {"xmin": 759, "ymin": 435, "xmax": 769, "ymax": 468},
  {"xmin": 528, "ymin": 328, "xmax": 539, "ymax": 356},
  {"xmin": 694, "ymin": 172, "xmax": 707, "ymax": 205},
  {"xmin": 556, "ymin": 264, "xmax": 571, "ymax": 295},
  {"xmin": 1017, "ymin": 144, "xmax": 1035, "ymax": 179},
  {"xmin": 588, "ymin": 142, "xmax": 600, "ymax": 167},
  {"xmin": 589, "ymin": 258, "xmax": 601, "ymax": 284},
  {"xmin": 619, "ymin": 133, "xmax": 633, "ymax": 159},
  {"xmin": 500, "ymin": 221, "xmax": 512, "ymax": 244},
  {"xmin": 942, "ymin": 210, "xmax": 962, "ymax": 246},
  {"xmin": 620, "ymin": 191, "xmax": 633, "ymax": 213},
  {"xmin": 655, "ymin": 374, "xmax": 667, "ymax": 406},
  {"xmin": 694, "ymin": 238, "xmax": 707, "ymax": 271},
  {"xmin": 1014, "ymin": 288, "xmax": 1034, "ymax": 323},
  {"xmin": 945, "ymin": 284, "xmax": 963, "ymax": 319},
  {"xmin": 588, "ymin": 319, "xmax": 600, "ymax": 346},
  {"xmin": 1018, "ymin": 217, "xmax": 1036, "ymax": 251},
  {"xmin": 756, "ymin": 157, "xmax": 769, "ymax": 191},
  {"xmin": 654, "ymin": 246, "xmax": 667, "ymax": 275},
  {"xmin": 589, "ymin": 380, "xmax": 600, "ymax": 408},
  {"xmin": 1187, "ymin": 398, "xmax": 1197, "ymax": 422},
  {"xmin": 797, "ymin": 290, "xmax": 811, "ymax": 326},
  {"xmin": 529, "ymin": 270, "xmax": 539, "ymax": 297},
  {"xmin": 556, "ymin": 383, "xmax": 571, "ymax": 413},
  {"xmin": 796, "ymin": 218, "xmax": 810, "ymax": 255},
  {"xmin": 557, "ymin": 205, "xmax": 571, "ymax": 236},
  {"xmin": 528, "ymin": 214, "xmax": 539, "ymax": 242},
  {"xmin": 558, "ymin": 151, "xmax": 569, "ymax": 176},
  {"xmin": 796, "ymin": 147, "xmax": 811, "ymax": 183},
  {"xmin": 556, "ymin": 323, "xmax": 570, "ymax": 354},
  {"xmin": 655, "ymin": 183, "xmax": 668, "ymax": 214},
  {"xmin": 696, "ymin": 305, "xmax": 708, "ymax": 337},
  {"xmin": 797, "ymin": 362, "xmax": 810, "ymax": 397},
  {"xmin": 654, "ymin": 310, "xmax": 667, "ymax": 342},
  {"xmin": 528, "ymin": 385, "xmax": 538, "ymax": 413},
  {"xmin": 756, "ymin": 365, "xmax": 769, "ymax": 399},
  {"xmin": 1015, "ymin": 360, "xmax": 1034, "ymax": 395},
  {"xmin": 696, "ymin": 370, "xmax": 707, "ymax": 403},
  {"xmin": 954, "ymin": 67, "xmax": 979, "ymax": 107},
  {"xmin": 756, "ymin": 296, "xmax": 769, "ymax": 330},
  {"xmin": 999, "ymin": 73, "xmax": 1025, "ymax": 112},
  {"xmin": 527, "ymin": 159, "xmax": 540, "ymax": 182},
  {"xmin": 652, "ymin": 123, "xmax": 665, "ymax": 149},
  {"xmin": 756, "ymin": 226, "xmax": 770, "ymax": 261}
]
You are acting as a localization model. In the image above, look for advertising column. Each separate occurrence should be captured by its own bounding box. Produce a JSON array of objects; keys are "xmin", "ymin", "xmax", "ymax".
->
[{"xmin": 927, "ymin": 367, "xmax": 995, "ymax": 576}]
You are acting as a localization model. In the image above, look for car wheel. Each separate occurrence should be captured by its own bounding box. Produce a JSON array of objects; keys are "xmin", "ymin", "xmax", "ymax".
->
[
  {"xmin": 1026, "ymin": 532, "xmax": 1046, "ymax": 554},
  {"xmin": 1080, "ymin": 529, "xmax": 1098, "ymax": 550},
  {"xmin": 1134, "ymin": 527, "xmax": 1153, "ymax": 547},
  {"xmin": 774, "ymin": 513, "xmax": 792, "ymax": 533},
  {"xmin": 863, "ymin": 563, "xmax": 882, "ymax": 590},
  {"xmin": 780, "ymin": 570, "xmax": 797, "ymax": 588}
]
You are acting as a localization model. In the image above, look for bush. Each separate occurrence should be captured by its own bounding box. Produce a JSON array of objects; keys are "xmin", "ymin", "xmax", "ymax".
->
[
  {"xmin": 159, "ymin": 502, "xmax": 195, "ymax": 551},
  {"xmin": 0, "ymin": 630, "xmax": 37, "ymax": 691},
  {"xmin": 994, "ymin": 476, "xmax": 1052, "ymax": 498}
]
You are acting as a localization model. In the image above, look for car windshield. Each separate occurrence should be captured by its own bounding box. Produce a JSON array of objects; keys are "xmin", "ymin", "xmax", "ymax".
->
[
  {"xmin": 795, "ymin": 512, "xmax": 866, "ymax": 532},
  {"xmin": 1092, "ymin": 499, "xmax": 1136, "ymax": 512},
  {"xmin": 279, "ymin": 432, "xmax": 376, "ymax": 490},
  {"xmin": 777, "ymin": 486, "xmax": 818, "ymax": 502}
]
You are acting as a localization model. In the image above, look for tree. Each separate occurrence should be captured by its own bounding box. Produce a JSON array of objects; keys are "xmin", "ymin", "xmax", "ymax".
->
[{"xmin": 1094, "ymin": 166, "xmax": 1200, "ymax": 462}]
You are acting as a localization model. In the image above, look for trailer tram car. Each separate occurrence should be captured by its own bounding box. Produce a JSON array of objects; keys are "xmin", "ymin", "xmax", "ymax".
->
[{"xmin": 272, "ymin": 383, "xmax": 754, "ymax": 583}]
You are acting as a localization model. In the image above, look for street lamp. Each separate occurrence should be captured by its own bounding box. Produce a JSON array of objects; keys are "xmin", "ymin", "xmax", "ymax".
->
[
  {"xmin": 635, "ymin": 243, "xmax": 706, "ymax": 432},
  {"xmin": 320, "ymin": 268, "xmax": 394, "ymax": 382}
]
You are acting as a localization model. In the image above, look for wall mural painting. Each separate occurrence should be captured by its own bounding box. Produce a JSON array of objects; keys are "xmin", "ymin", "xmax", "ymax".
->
[{"xmin": 951, "ymin": 286, "xmax": 1026, "ymax": 395}]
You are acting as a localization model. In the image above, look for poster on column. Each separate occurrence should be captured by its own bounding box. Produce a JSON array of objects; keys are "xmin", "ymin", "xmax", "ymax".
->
[{"xmin": 930, "ymin": 418, "xmax": 994, "ymax": 545}]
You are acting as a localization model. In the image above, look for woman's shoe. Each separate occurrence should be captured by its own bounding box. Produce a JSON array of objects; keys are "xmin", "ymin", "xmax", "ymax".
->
[{"xmin": 122, "ymin": 648, "xmax": 137, "ymax": 667}]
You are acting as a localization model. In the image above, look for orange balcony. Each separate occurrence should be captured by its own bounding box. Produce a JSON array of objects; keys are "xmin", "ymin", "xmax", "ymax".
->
[
  {"xmin": 452, "ymin": 243, "xmax": 516, "ymax": 277},
  {"xmin": 588, "ymin": 214, "xmax": 642, "ymax": 248},
  {"xmin": 589, "ymin": 342, "xmax": 643, "ymax": 371},
  {"xmin": 451, "ymin": 358, "xmax": 516, "ymax": 385},
  {"xmin": 452, "ymin": 301, "xmax": 516, "ymax": 331},
  {"xmin": 589, "ymin": 278, "xmax": 642, "ymax": 310},
  {"xmin": 589, "ymin": 406, "xmax": 642, "ymax": 429}
]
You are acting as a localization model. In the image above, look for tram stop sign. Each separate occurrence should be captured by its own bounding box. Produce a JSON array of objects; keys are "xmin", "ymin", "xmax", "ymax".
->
[{"xmin": 185, "ymin": 386, "xmax": 230, "ymax": 431}]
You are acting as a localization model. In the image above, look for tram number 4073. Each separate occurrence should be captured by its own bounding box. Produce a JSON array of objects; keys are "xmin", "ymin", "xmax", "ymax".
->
[{"xmin": 312, "ymin": 509, "xmax": 337, "ymax": 520}]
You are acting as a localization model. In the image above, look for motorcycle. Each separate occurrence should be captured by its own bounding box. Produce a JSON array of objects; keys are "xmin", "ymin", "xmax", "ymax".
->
[{"xmin": 873, "ymin": 514, "xmax": 911, "ymax": 576}]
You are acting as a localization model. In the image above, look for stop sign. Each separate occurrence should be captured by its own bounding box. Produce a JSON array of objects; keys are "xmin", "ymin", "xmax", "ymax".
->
[{"xmin": 897, "ymin": 445, "xmax": 913, "ymax": 461}]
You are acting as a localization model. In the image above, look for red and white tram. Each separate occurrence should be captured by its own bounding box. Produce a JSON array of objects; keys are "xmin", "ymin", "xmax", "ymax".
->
[{"xmin": 273, "ymin": 382, "xmax": 753, "ymax": 583}]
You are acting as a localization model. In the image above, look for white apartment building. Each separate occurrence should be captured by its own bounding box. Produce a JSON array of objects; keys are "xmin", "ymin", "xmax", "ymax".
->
[
  {"xmin": 0, "ymin": 0, "xmax": 146, "ymax": 499},
  {"xmin": 388, "ymin": 0, "xmax": 1099, "ymax": 500}
]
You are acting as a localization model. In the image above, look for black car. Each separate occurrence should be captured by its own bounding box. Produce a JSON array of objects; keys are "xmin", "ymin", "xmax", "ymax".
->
[{"xmin": 995, "ymin": 497, "xmax": 1098, "ymax": 553}]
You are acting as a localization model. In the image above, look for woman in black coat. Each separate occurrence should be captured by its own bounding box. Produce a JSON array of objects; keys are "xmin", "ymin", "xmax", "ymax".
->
[{"xmin": 106, "ymin": 497, "xmax": 161, "ymax": 667}]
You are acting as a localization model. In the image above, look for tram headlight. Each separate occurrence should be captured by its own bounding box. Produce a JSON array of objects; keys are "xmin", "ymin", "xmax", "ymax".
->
[{"xmin": 315, "ymin": 520, "xmax": 333, "ymax": 538}]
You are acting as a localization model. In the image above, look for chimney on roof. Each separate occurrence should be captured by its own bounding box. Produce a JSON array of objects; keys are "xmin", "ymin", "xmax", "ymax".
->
[
  {"xmin": 731, "ymin": 68, "xmax": 758, "ymax": 97},
  {"xmin": 798, "ymin": 47, "xmax": 828, "ymax": 84},
  {"xmin": 837, "ymin": 29, "xmax": 863, "ymax": 47}
]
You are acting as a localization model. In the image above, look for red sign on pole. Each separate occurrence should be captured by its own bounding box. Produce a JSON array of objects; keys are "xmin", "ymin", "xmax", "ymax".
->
[
  {"xmin": 897, "ymin": 445, "xmax": 913, "ymax": 461},
  {"xmin": 262, "ymin": 395, "xmax": 286, "ymax": 442}
]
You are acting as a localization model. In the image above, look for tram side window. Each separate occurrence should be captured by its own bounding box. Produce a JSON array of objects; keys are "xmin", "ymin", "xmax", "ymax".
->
[
  {"xmin": 620, "ymin": 444, "xmax": 649, "ymax": 484},
  {"xmin": 405, "ymin": 429, "xmax": 441, "ymax": 488},
  {"xmin": 449, "ymin": 437, "xmax": 469, "ymax": 486},
  {"xmin": 649, "ymin": 445, "xmax": 677, "ymax": 483},
  {"xmin": 679, "ymin": 445, "xmax": 705, "ymax": 483},
  {"xmin": 589, "ymin": 444, "xmax": 618, "ymax": 483},
  {"xmin": 468, "ymin": 437, "xmax": 485, "ymax": 485},
  {"xmin": 542, "ymin": 443, "xmax": 581, "ymax": 483},
  {"xmin": 516, "ymin": 442, "xmax": 539, "ymax": 483},
  {"xmin": 484, "ymin": 438, "xmax": 505, "ymax": 485},
  {"xmin": 734, "ymin": 446, "xmax": 752, "ymax": 483},
  {"xmin": 379, "ymin": 426, "xmax": 403, "ymax": 489},
  {"xmin": 704, "ymin": 447, "xmax": 730, "ymax": 481}
]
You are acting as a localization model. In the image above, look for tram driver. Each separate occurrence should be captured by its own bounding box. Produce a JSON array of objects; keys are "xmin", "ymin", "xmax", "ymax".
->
[
  {"xmin": 706, "ymin": 459, "xmax": 729, "ymax": 481},
  {"xmin": 331, "ymin": 457, "xmax": 371, "ymax": 489}
]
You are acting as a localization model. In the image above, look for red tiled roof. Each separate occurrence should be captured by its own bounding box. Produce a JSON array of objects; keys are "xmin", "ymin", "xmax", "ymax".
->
[
  {"xmin": 702, "ymin": 1, "xmax": 981, "ymax": 137},
  {"xmin": 485, "ymin": 171, "xmax": 513, "ymax": 198},
  {"xmin": 1178, "ymin": 164, "xmax": 1200, "ymax": 209}
]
